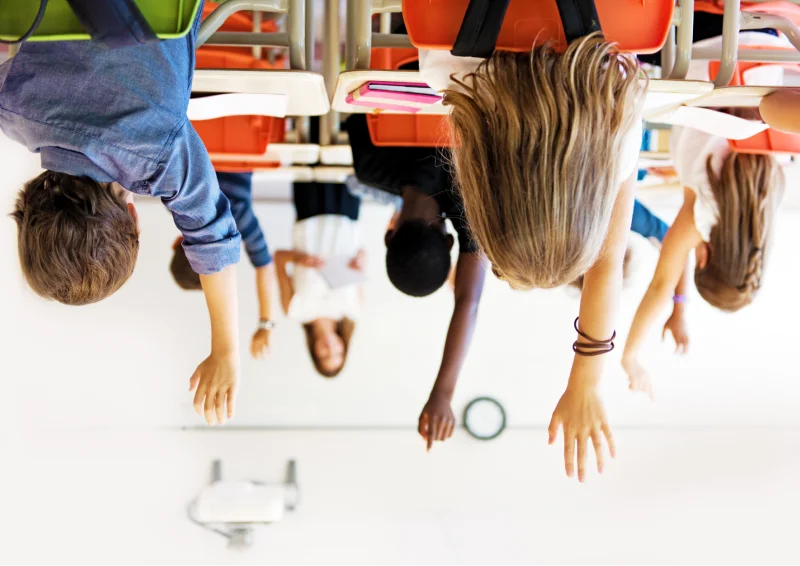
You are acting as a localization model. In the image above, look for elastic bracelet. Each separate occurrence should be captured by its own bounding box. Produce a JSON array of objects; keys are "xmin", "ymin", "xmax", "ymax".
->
[
  {"xmin": 572, "ymin": 317, "xmax": 616, "ymax": 357},
  {"xmin": 673, "ymin": 294, "xmax": 687, "ymax": 304}
]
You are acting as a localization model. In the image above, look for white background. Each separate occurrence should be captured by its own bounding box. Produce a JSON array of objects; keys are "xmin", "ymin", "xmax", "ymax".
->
[{"xmin": 2, "ymin": 119, "xmax": 800, "ymax": 563}]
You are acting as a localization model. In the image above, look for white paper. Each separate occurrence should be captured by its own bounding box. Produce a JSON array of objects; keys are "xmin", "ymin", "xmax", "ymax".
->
[
  {"xmin": 187, "ymin": 93, "xmax": 288, "ymax": 121},
  {"xmin": 319, "ymin": 256, "xmax": 368, "ymax": 290},
  {"xmin": 742, "ymin": 65, "xmax": 784, "ymax": 87},
  {"xmin": 648, "ymin": 106, "xmax": 769, "ymax": 140}
]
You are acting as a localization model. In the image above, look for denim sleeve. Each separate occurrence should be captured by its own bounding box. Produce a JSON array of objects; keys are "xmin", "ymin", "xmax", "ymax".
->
[
  {"xmin": 630, "ymin": 199, "xmax": 669, "ymax": 245},
  {"xmin": 217, "ymin": 172, "xmax": 272, "ymax": 268},
  {"xmin": 144, "ymin": 121, "xmax": 241, "ymax": 274}
]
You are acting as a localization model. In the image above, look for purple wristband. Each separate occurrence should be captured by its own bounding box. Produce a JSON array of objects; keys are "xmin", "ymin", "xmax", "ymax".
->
[{"xmin": 673, "ymin": 294, "xmax": 687, "ymax": 304}]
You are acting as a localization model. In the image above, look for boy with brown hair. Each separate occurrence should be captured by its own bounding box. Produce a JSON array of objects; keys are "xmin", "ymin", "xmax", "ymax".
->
[{"xmin": 2, "ymin": 2, "xmax": 241, "ymax": 425}]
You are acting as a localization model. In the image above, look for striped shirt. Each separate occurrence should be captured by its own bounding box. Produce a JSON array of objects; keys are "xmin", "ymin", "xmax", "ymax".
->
[{"xmin": 217, "ymin": 172, "xmax": 272, "ymax": 267}]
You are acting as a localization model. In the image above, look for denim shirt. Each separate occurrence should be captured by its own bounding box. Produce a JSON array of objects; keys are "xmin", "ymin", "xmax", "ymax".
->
[
  {"xmin": 0, "ymin": 1, "xmax": 241, "ymax": 275},
  {"xmin": 631, "ymin": 200, "xmax": 669, "ymax": 247}
]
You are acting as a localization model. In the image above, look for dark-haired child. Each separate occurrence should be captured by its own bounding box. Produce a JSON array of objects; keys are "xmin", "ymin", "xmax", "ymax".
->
[
  {"xmin": 2, "ymin": 2, "xmax": 241, "ymax": 425},
  {"xmin": 346, "ymin": 114, "xmax": 488, "ymax": 451},
  {"xmin": 170, "ymin": 172, "xmax": 275, "ymax": 361}
]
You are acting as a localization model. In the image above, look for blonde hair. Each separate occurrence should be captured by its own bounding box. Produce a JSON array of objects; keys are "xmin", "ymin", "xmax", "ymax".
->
[
  {"xmin": 695, "ymin": 152, "xmax": 784, "ymax": 312},
  {"xmin": 444, "ymin": 34, "xmax": 645, "ymax": 289},
  {"xmin": 303, "ymin": 318, "xmax": 356, "ymax": 378}
]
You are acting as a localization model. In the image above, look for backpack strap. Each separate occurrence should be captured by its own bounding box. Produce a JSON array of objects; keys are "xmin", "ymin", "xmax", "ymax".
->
[
  {"xmin": 450, "ymin": 0, "xmax": 511, "ymax": 59},
  {"xmin": 0, "ymin": 0, "xmax": 49, "ymax": 44},
  {"xmin": 449, "ymin": 0, "xmax": 603, "ymax": 59},
  {"xmin": 65, "ymin": 0, "xmax": 158, "ymax": 48},
  {"xmin": 555, "ymin": 0, "xmax": 603, "ymax": 42}
]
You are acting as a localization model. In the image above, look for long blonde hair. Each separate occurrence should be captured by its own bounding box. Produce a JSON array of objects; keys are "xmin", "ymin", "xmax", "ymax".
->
[
  {"xmin": 695, "ymin": 152, "xmax": 784, "ymax": 312},
  {"xmin": 444, "ymin": 34, "xmax": 645, "ymax": 289},
  {"xmin": 302, "ymin": 318, "xmax": 356, "ymax": 378}
]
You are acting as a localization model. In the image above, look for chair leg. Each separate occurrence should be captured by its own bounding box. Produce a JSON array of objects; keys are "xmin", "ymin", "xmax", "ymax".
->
[
  {"xmin": 669, "ymin": 0, "xmax": 694, "ymax": 80},
  {"xmin": 321, "ymin": 0, "xmax": 341, "ymax": 146},
  {"xmin": 661, "ymin": 25, "xmax": 676, "ymax": 77},
  {"xmin": 715, "ymin": 0, "xmax": 741, "ymax": 87},
  {"xmin": 346, "ymin": 0, "xmax": 372, "ymax": 70},
  {"xmin": 287, "ymin": 0, "xmax": 308, "ymax": 70}
]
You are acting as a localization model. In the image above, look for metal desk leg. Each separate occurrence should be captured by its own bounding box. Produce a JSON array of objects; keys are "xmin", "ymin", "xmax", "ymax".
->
[
  {"xmin": 288, "ymin": 0, "xmax": 307, "ymax": 70},
  {"xmin": 715, "ymin": 0, "xmax": 741, "ymax": 87},
  {"xmin": 346, "ymin": 0, "xmax": 372, "ymax": 70},
  {"xmin": 321, "ymin": 0, "xmax": 341, "ymax": 146},
  {"xmin": 669, "ymin": 0, "xmax": 694, "ymax": 80}
]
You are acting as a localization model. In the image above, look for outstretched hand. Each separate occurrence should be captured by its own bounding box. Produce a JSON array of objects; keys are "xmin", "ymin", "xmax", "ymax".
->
[
  {"xmin": 250, "ymin": 328, "xmax": 271, "ymax": 360},
  {"xmin": 662, "ymin": 312, "xmax": 689, "ymax": 355},
  {"xmin": 189, "ymin": 353, "xmax": 240, "ymax": 425},
  {"xmin": 418, "ymin": 392, "xmax": 456, "ymax": 451},
  {"xmin": 622, "ymin": 355, "xmax": 654, "ymax": 401},
  {"xmin": 548, "ymin": 385, "xmax": 615, "ymax": 482}
]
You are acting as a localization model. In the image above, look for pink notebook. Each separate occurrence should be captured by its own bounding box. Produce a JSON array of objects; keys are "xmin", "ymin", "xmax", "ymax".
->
[{"xmin": 346, "ymin": 81, "xmax": 442, "ymax": 113}]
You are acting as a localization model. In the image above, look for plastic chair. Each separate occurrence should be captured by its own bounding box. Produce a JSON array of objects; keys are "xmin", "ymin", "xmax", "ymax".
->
[
  {"xmin": 402, "ymin": 0, "xmax": 675, "ymax": 54},
  {"xmin": 365, "ymin": 48, "xmax": 451, "ymax": 146},
  {"xmin": 0, "ymin": 0, "xmax": 201, "ymax": 42}
]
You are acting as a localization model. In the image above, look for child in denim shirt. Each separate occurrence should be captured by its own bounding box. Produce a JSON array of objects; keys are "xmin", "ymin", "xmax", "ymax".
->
[{"xmin": 1, "ymin": 2, "xmax": 240, "ymax": 425}]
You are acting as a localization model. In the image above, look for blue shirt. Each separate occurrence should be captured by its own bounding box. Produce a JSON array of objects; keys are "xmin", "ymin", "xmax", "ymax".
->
[
  {"xmin": 217, "ymin": 172, "xmax": 272, "ymax": 268},
  {"xmin": 0, "ymin": 1, "xmax": 241, "ymax": 275},
  {"xmin": 631, "ymin": 199, "xmax": 669, "ymax": 246}
]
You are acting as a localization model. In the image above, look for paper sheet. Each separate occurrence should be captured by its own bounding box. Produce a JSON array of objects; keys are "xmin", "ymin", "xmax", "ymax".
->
[
  {"xmin": 647, "ymin": 106, "xmax": 770, "ymax": 140},
  {"xmin": 187, "ymin": 93, "xmax": 288, "ymax": 121},
  {"xmin": 319, "ymin": 256, "xmax": 368, "ymax": 290}
]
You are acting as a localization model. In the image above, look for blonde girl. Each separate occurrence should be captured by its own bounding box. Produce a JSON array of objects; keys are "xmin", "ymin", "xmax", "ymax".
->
[
  {"xmin": 418, "ymin": 33, "xmax": 647, "ymax": 481},
  {"xmin": 622, "ymin": 126, "xmax": 785, "ymax": 392}
]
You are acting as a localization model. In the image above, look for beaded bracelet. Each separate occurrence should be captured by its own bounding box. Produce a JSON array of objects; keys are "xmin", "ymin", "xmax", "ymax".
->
[{"xmin": 673, "ymin": 294, "xmax": 687, "ymax": 304}]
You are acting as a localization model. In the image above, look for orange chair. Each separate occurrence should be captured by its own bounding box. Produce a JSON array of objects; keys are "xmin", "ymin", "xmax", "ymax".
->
[
  {"xmin": 401, "ymin": 0, "xmax": 674, "ymax": 54},
  {"xmin": 707, "ymin": 57, "xmax": 800, "ymax": 154},
  {"xmin": 192, "ymin": 7, "xmax": 287, "ymax": 172},
  {"xmin": 365, "ymin": 48, "xmax": 452, "ymax": 147}
]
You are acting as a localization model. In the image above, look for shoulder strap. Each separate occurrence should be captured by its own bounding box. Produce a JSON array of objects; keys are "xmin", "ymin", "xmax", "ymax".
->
[
  {"xmin": 65, "ymin": 0, "xmax": 158, "ymax": 48},
  {"xmin": 450, "ymin": 0, "xmax": 511, "ymax": 59},
  {"xmin": 555, "ymin": 0, "xmax": 603, "ymax": 42}
]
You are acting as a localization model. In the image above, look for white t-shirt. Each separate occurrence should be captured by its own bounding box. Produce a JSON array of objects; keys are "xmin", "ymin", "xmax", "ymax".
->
[
  {"xmin": 670, "ymin": 126, "xmax": 729, "ymax": 241},
  {"xmin": 418, "ymin": 49, "xmax": 642, "ymax": 187},
  {"xmin": 287, "ymin": 215, "xmax": 361, "ymax": 323}
]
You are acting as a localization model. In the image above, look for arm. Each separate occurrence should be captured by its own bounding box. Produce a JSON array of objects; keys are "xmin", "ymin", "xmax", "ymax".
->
[
  {"xmin": 273, "ymin": 250, "xmax": 296, "ymax": 316},
  {"xmin": 418, "ymin": 252, "xmax": 488, "ymax": 450},
  {"xmin": 189, "ymin": 266, "xmax": 240, "ymax": 426},
  {"xmin": 623, "ymin": 189, "xmax": 702, "ymax": 361},
  {"xmin": 662, "ymin": 261, "xmax": 691, "ymax": 355},
  {"xmin": 547, "ymin": 171, "xmax": 636, "ymax": 482},
  {"xmin": 760, "ymin": 90, "xmax": 800, "ymax": 134},
  {"xmin": 250, "ymin": 263, "xmax": 276, "ymax": 360}
]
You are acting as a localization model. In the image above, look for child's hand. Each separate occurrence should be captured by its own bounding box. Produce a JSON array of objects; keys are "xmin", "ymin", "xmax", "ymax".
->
[
  {"xmin": 548, "ymin": 385, "xmax": 615, "ymax": 482},
  {"xmin": 250, "ymin": 329, "xmax": 271, "ymax": 360},
  {"xmin": 418, "ymin": 391, "xmax": 456, "ymax": 451},
  {"xmin": 662, "ymin": 312, "xmax": 689, "ymax": 354},
  {"xmin": 296, "ymin": 253, "xmax": 325, "ymax": 268},
  {"xmin": 622, "ymin": 355, "xmax": 654, "ymax": 401},
  {"xmin": 348, "ymin": 249, "xmax": 367, "ymax": 272},
  {"xmin": 189, "ymin": 353, "xmax": 240, "ymax": 425}
]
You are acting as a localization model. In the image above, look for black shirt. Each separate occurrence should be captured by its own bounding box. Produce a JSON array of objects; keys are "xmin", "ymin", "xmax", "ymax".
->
[{"xmin": 345, "ymin": 114, "xmax": 477, "ymax": 254}]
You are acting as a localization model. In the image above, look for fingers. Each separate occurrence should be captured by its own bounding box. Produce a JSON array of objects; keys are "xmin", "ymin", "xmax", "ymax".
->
[
  {"xmin": 445, "ymin": 419, "xmax": 455, "ymax": 440},
  {"xmin": 564, "ymin": 433, "xmax": 575, "ymax": 478},
  {"xmin": 548, "ymin": 414, "xmax": 560, "ymax": 445},
  {"xmin": 418, "ymin": 413, "xmax": 428, "ymax": 439},
  {"xmin": 591, "ymin": 429, "xmax": 605, "ymax": 474},
  {"xmin": 193, "ymin": 385, "xmax": 206, "ymax": 419},
  {"xmin": 662, "ymin": 326, "xmax": 668, "ymax": 342},
  {"xmin": 215, "ymin": 391, "xmax": 226, "ymax": 425},
  {"xmin": 426, "ymin": 425, "xmax": 434, "ymax": 452},
  {"xmin": 577, "ymin": 434, "xmax": 588, "ymax": 482},
  {"xmin": 189, "ymin": 368, "xmax": 201, "ymax": 393},
  {"xmin": 602, "ymin": 422, "xmax": 616, "ymax": 459},
  {"xmin": 204, "ymin": 388, "xmax": 217, "ymax": 425},
  {"xmin": 227, "ymin": 387, "xmax": 237, "ymax": 420}
]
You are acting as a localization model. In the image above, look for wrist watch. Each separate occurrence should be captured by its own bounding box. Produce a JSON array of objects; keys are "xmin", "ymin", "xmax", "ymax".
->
[{"xmin": 258, "ymin": 319, "xmax": 276, "ymax": 331}]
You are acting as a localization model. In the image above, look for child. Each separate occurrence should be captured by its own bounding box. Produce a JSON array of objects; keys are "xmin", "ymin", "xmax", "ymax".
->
[
  {"xmin": 170, "ymin": 172, "xmax": 275, "ymax": 361},
  {"xmin": 274, "ymin": 182, "xmax": 364, "ymax": 378},
  {"xmin": 2, "ymin": 2, "xmax": 240, "ymax": 426},
  {"xmin": 622, "ymin": 124, "xmax": 785, "ymax": 393},
  {"xmin": 417, "ymin": 32, "xmax": 641, "ymax": 480},
  {"xmin": 346, "ymin": 113, "xmax": 488, "ymax": 452}
]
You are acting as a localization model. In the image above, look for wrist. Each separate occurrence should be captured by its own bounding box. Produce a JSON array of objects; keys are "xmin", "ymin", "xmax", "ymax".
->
[{"xmin": 431, "ymin": 383, "xmax": 455, "ymax": 401}]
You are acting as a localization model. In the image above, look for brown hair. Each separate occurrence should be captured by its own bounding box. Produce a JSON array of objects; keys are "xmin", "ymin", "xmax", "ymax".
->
[
  {"xmin": 11, "ymin": 171, "xmax": 139, "ymax": 305},
  {"xmin": 444, "ymin": 34, "xmax": 645, "ymax": 289},
  {"xmin": 170, "ymin": 243, "xmax": 202, "ymax": 291},
  {"xmin": 695, "ymin": 152, "xmax": 784, "ymax": 312},
  {"xmin": 302, "ymin": 318, "xmax": 356, "ymax": 378}
]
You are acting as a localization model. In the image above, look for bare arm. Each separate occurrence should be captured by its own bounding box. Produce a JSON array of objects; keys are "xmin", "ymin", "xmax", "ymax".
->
[
  {"xmin": 189, "ymin": 265, "xmax": 240, "ymax": 425},
  {"xmin": 760, "ymin": 90, "xmax": 800, "ymax": 134},
  {"xmin": 273, "ymin": 250, "xmax": 296, "ymax": 316},
  {"xmin": 547, "ymin": 171, "xmax": 635, "ymax": 482},
  {"xmin": 418, "ymin": 252, "xmax": 488, "ymax": 450},
  {"xmin": 623, "ymin": 189, "xmax": 702, "ymax": 360},
  {"xmin": 250, "ymin": 263, "xmax": 276, "ymax": 360}
]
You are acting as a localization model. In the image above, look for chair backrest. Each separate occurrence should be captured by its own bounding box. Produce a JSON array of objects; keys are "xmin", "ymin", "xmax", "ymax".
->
[
  {"xmin": 695, "ymin": 0, "xmax": 800, "ymax": 25},
  {"xmin": 402, "ymin": 0, "xmax": 674, "ymax": 54},
  {"xmin": 707, "ymin": 55, "xmax": 800, "ymax": 154},
  {"xmin": 365, "ymin": 49, "xmax": 452, "ymax": 147},
  {"xmin": 193, "ymin": 48, "xmax": 286, "ymax": 170}
]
